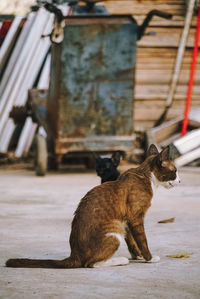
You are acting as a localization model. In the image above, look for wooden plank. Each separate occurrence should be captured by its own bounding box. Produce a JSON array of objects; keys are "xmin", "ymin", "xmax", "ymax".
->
[
  {"xmin": 101, "ymin": 1, "xmax": 197, "ymax": 27},
  {"xmin": 136, "ymin": 47, "xmax": 196, "ymax": 58},
  {"xmin": 103, "ymin": 0, "xmax": 184, "ymax": 3},
  {"xmin": 136, "ymin": 62, "xmax": 200, "ymax": 70},
  {"xmin": 0, "ymin": 1, "xmax": 34, "ymax": 15},
  {"xmin": 102, "ymin": 1, "xmax": 185, "ymax": 15},
  {"xmin": 134, "ymin": 104, "xmax": 185, "ymax": 122},
  {"xmin": 135, "ymin": 84, "xmax": 200, "ymax": 99},
  {"xmin": 134, "ymin": 15, "xmax": 198, "ymax": 27},
  {"xmin": 134, "ymin": 120, "xmax": 161, "ymax": 131},
  {"xmin": 103, "ymin": 0, "xmax": 185, "ymax": 3},
  {"xmin": 145, "ymin": 118, "xmax": 182, "ymax": 145},
  {"xmin": 136, "ymin": 68, "xmax": 200, "ymax": 84},
  {"xmin": 136, "ymin": 61, "xmax": 200, "ymax": 70},
  {"xmin": 136, "ymin": 50, "xmax": 200, "ymax": 85},
  {"xmin": 134, "ymin": 99, "xmax": 200, "ymax": 122},
  {"xmin": 136, "ymin": 49, "xmax": 200, "ymax": 67},
  {"xmin": 137, "ymin": 27, "xmax": 200, "ymax": 47},
  {"xmin": 134, "ymin": 116, "xmax": 200, "ymax": 131}
]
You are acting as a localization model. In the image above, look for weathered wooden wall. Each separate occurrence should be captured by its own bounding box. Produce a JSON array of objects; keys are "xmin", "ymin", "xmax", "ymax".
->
[{"xmin": 102, "ymin": 0, "xmax": 200, "ymax": 131}]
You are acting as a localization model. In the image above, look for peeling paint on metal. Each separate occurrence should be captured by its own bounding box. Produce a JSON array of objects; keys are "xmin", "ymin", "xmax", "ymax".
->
[{"xmin": 48, "ymin": 16, "xmax": 138, "ymax": 153}]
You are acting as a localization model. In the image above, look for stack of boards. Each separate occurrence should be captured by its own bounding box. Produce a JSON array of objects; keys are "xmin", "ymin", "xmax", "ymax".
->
[{"xmin": 0, "ymin": 7, "xmax": 53, "ymax": 158}]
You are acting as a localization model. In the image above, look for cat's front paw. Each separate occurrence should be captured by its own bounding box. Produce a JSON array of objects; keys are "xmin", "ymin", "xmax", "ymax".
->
[
  {"xmin": 146, "ymin": 255, "xmax": 160, "ymax": 263},
  {"xmin": 129, "ymin": 256, "xmax": 145, "ymax": 263},
  {"xmin": 135, "ymin": 256, "xmax": 144, "ymax": 260}
]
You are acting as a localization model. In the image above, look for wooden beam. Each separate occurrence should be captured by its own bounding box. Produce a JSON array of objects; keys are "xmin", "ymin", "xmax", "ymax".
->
[
  {"xmin": 136, "ymin": 68, "xmax": 200, "ymax": 84},
  {"xmin": 102, "ymin": 1, "xmax": 185, "ymax": 16},
  {"xmin": 137, "ymin": 27, "xmax": 200, "ymax": 47},
  {"xmin": 135, "ymin": 84, "xmax": 200, "ymax": 99}
]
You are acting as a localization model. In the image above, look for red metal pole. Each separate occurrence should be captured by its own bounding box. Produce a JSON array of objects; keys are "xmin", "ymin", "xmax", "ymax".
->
[{"xmin": 181, "ymin": 4, "xmax": 200, "ymax": 136}]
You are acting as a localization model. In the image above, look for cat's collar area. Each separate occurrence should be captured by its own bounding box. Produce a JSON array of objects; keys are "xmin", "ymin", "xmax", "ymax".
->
[{"xmin": 151, "ymin": 173, "xmax": 160, "ymax": 189}]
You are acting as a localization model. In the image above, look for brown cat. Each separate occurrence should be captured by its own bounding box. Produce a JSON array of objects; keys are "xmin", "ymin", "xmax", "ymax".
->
[{"xmin": 6, "ymin": 144, "xmax": 180, "ymax": 268}]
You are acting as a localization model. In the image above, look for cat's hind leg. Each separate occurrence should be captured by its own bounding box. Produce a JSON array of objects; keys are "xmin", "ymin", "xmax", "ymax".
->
[
  {"xmin": 85, "ymin": 233, "xmax": 128, "ymax": 268},
  {"xmin": 93, "ymin": 256, "xmax": 129, "ymax": 268}
]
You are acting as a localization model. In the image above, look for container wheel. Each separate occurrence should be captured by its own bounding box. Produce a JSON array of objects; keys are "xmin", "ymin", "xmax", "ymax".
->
[{"xmin": 35, "ymin": 133, "xmax": 48, "ymax": 176}]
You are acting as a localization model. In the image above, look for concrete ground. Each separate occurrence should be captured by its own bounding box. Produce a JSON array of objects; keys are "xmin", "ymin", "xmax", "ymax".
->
[{"xmin": 0, "ymin": 163, "xmax": 200, "ymax": 299}]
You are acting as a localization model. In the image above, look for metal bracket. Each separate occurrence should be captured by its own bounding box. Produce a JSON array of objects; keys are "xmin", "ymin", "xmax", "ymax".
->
[
  {"xmin": 138, "ymin": 10, "xmax": 172, "ymax": 40},
  {"xmin": 51, "ymin": 18, "xmax": 65, "ymax": 43}
]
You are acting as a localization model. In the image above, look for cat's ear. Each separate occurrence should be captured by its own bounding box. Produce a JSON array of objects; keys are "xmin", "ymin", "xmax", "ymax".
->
[
  {"xmin": 147, "ymin": 144, "xmax": 159, "ymax": 156},
  {"xmin": 112, "ymin": 151, "xmax": 121, "ymax": 166},
  {"xmin": 159, "ymin": 146, "xmax": 170, "ymax": 162}
]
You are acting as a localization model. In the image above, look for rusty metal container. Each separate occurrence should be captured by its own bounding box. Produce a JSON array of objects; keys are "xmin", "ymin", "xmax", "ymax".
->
[
  {"xmin": 47, "ymin": 14, "xmax": 138, "ymax": 156},
  {"xmin": 31, "ymin": 2, "xmax": 172, "ymax": 174}
]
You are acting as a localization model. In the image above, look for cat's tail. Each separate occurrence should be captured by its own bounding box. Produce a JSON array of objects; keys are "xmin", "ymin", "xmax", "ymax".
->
[{"xmin": 6, "ymin": 256, "xmax": 81, "ymax": 269}]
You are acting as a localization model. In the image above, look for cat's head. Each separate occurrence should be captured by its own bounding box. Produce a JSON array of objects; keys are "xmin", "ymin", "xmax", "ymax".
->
[
  {"xmin": 148, "ymin": 144, "xmax": 180, "ymax": 189},
  {"xmin": 94, "ymin": 152, "xmax": 121, "ymax": 183}
]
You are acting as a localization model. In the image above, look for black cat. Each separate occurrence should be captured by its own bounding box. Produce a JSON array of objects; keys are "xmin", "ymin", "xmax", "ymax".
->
[{"xmin": 94, "ymin": 152, "xmax": 122, "ymax": 183}]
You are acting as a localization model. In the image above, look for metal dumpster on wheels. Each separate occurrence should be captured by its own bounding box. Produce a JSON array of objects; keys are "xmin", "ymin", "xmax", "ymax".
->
[{"xmin": 31, "ymin": 1, "xmax": 172, "ymax": 175}]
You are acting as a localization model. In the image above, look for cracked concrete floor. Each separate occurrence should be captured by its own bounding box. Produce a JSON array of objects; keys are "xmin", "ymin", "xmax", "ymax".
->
[{"xmin": 0, "ymin": 164, "xmax": 200, "ymax": 299}]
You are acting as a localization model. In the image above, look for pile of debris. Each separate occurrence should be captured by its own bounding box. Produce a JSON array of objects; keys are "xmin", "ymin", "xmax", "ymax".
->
[
  {"xmin": 0, "ymin": 3, "xmax": 199, "ymax": 169},
  {"xmin": 146, "ymin": 109, "xmax": 200, "ymax": 167}
]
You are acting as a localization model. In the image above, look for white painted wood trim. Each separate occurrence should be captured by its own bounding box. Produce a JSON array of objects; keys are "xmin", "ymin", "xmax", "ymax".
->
[
  {"xmin": 15, "ymin": 117, "xmax": 36, "ymax": 157},
  {"xmin": 175, "ymin": 148, "xmax": 200, "ymax": 167},
  {"xmin": 174, "ymin": 129, "xmax": 200, "ymax": 154},
  {"xmin": 0, "ymin": 119, "xmax": 15, "ymax": 153},
  {"xmin": 0, "ymin": 13, "xmax": 36, "ymax": 101},
  {"xmin": 0, "ymin": 16, "xmax": 24, "ymax": 70}
]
